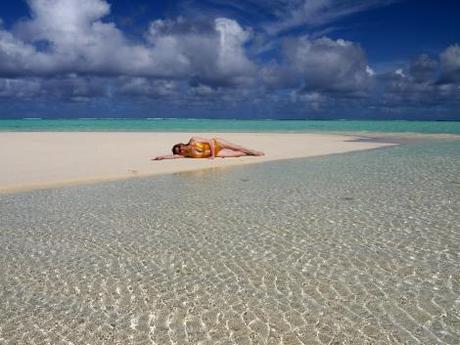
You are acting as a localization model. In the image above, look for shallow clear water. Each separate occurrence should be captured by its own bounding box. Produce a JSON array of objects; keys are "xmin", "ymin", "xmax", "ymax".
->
[
  {"xmin": 1, "ymin": 118, "xmax": 460, "ymax": 135},
  {"xmin": 0, "ymin": 140, "xmax": 459, "ymax": 344}
]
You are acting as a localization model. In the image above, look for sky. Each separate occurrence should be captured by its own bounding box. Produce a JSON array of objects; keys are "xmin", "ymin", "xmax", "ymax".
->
[{"xmin": 0, "ymin": 0, "xmax": 459, "ymax": 120}]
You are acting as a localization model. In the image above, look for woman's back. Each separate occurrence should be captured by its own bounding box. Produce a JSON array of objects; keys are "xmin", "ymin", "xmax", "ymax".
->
[{"xmin": 187, "ymin": 141, "xmax": 211, "ymax": 158}]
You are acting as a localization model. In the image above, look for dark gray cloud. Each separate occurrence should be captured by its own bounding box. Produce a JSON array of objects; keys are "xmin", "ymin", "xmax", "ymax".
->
[
  {"xmin": 285, "ymin": 36, "xmax": 373, "ymax": 94},
  {"xmin": 115, "ymin": 77, "xmax": 180, "ymax": 98},
  {"xmin": 0, "ymin": 76, "xmax": 107, "ymax": 101},
  {"xmin": 409, "ymin": 54, "xmax": 437, "ymax": 83},
  {"xmin": 376, "ymin": 60, "xmax": 460, "ymax": 109},
  {"xmin": 0, "ymin": 78, "xmax": 42, "ymax": 99},
  {"xmin": 262, "ymin": 36, "xmax": 373, "ymax": 96}
]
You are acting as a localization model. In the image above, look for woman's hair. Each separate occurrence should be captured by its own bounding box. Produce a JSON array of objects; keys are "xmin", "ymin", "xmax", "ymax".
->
[{"xmin": 172, "ymin": 143, "xmax": 185, "ymax": 155}]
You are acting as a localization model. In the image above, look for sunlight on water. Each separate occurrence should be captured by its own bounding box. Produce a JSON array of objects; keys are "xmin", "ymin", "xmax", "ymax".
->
[{"xmin": 0, "ymin": 140, "xmax": 459, "ymax": 344}]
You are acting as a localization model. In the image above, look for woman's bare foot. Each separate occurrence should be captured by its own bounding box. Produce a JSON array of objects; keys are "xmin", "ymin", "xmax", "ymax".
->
[{"xmin": 250, "ymin": 150, "xmax": 265, "ymax": 156}]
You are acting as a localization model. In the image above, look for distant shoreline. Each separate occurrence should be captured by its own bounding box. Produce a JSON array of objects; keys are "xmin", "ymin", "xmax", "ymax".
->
[
  {"xmin": 1, "ymin": 118, "xmax": 460, "ymax": 121},
  {"xmin": 1, "ymin": 119, "xmax": 460, "ymax": 135}
]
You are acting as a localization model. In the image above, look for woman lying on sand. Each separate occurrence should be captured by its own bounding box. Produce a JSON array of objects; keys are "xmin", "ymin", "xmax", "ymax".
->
[{"xmin": 152, "ymin": 137, "xmax": 264, "ymax": 160}]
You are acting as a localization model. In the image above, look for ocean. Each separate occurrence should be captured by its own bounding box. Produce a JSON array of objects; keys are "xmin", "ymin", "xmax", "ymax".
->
[
  {"xmin": 0, "ymin": 140, "xmax": 458, "ymax": 343},
  {"xmin": 1, "ymin": 118, "xmax": 460, "ymax": 134}
]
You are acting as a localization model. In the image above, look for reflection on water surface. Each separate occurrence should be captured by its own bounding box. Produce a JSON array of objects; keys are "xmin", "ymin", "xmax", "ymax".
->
[{"xmin": 0, "ymin": 140, "xmax": 459, "ymax": 344}]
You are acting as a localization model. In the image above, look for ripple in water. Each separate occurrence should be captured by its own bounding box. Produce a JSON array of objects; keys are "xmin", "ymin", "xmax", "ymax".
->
[{"xmin": 0, "ymin": 140, "xmax": 459, "ymax": 344}]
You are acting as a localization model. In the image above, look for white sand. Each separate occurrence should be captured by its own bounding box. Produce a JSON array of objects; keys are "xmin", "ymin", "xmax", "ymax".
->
[{"xmin": 0, "ymin": 132, "xmax": 394, "ymax": 193}]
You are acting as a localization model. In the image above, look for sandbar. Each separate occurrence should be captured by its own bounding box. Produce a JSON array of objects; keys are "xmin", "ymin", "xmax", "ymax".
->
[{"xmin": 0, "ymin": 132, "xmax": 395, "ymax": 193}]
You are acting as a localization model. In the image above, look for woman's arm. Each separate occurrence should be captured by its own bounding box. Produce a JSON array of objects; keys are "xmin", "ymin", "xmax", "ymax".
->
[{"xmin": 151, "ymin": 154, "xmax": 185, "ymax": 160}]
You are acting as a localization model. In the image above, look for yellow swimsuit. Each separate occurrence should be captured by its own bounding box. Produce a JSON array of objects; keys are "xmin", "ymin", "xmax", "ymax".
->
[{"xmin": 187, "ymin": 139, "xmax": 221, "ymax": 158}]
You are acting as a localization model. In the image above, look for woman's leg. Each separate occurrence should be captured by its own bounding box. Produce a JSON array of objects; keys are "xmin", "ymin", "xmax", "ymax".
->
[
  {"xmin": 214, "ymin": 137, "xmax": 264, "ymax": 156},
  {"xmin": 216, "ymin": 149, "xmax": 250, "ymax": 158}
]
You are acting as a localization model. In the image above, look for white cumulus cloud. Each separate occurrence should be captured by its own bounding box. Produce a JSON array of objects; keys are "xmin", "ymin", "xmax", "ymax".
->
[
  {"xmin": 440, "ymin": 44, "xmax": 460, "ymax": 83},
  {"xmin": 0, "ymin": 0, "xmax": 255, "ymax": 86},
  {"xmin": 284, "ymin": 36, "xmax": 373, "ymax": 93}
]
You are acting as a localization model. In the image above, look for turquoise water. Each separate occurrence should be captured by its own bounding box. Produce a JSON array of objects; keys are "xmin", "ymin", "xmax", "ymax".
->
[
  {"xmin": 0, "ymin": 140, "xmax": 459, "ymax": 344},
  {"xmin": 1, "ymin": 119, "xmax": 460, "ymax": 134}
]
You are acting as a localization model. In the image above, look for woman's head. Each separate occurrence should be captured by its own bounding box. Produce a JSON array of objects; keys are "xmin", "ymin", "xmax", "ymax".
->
[{"xmin": 172, "ymin": 143, "xmax": 186, "ymax": 155}]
